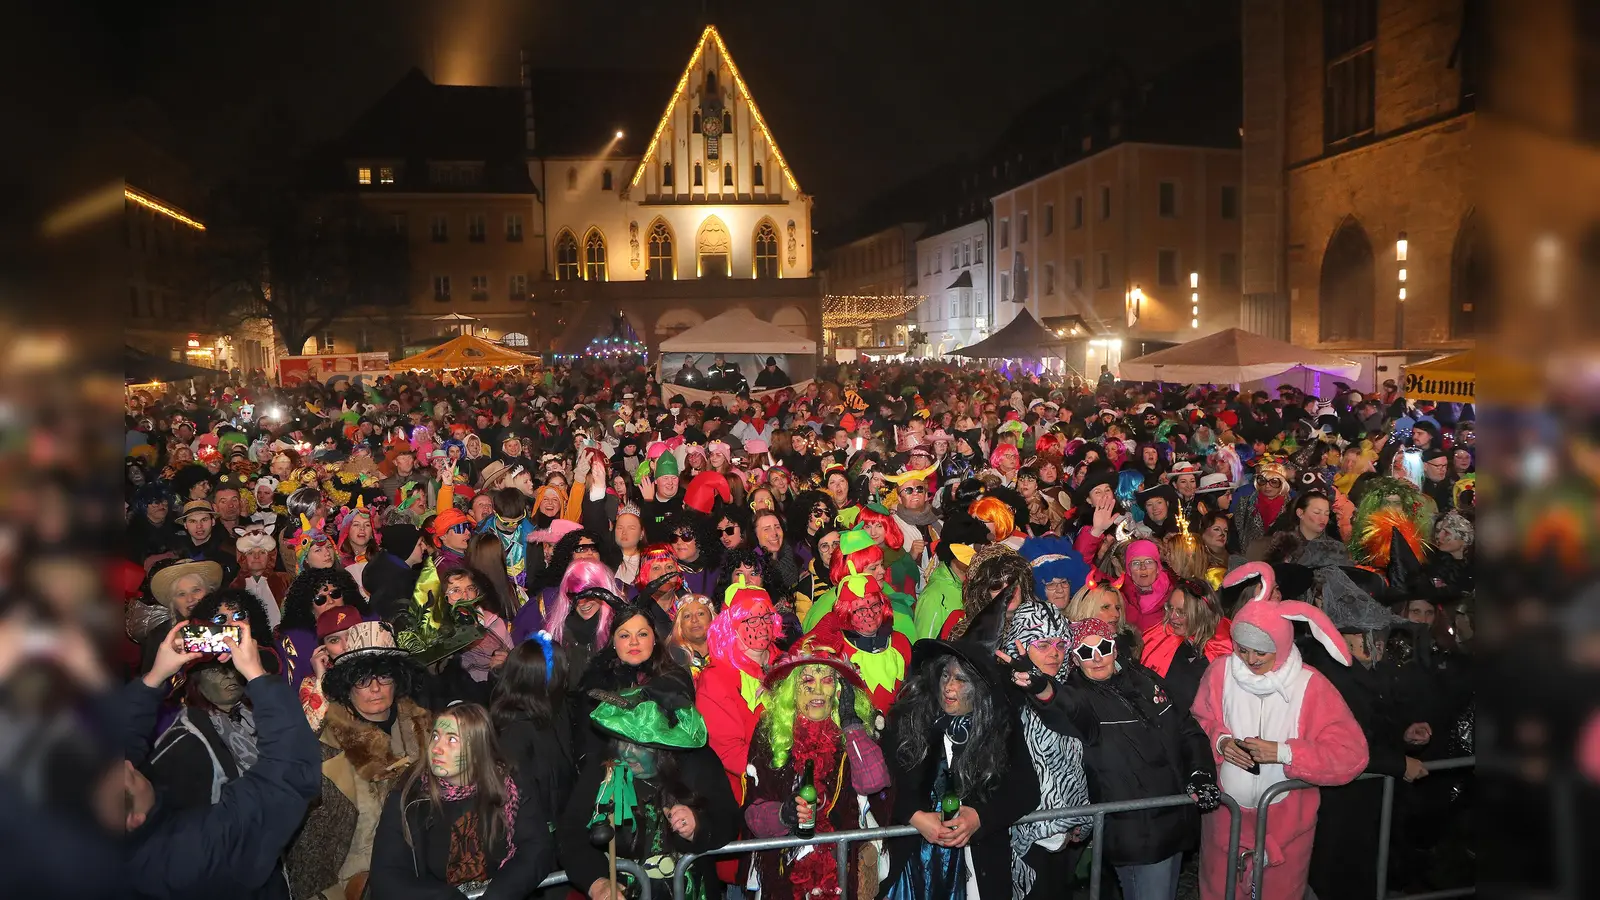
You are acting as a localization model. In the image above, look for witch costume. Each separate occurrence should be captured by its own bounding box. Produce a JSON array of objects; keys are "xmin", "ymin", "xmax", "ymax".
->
[{"xmin": 558, "ymin": 687, "xmax": 739, "ymax": 900}]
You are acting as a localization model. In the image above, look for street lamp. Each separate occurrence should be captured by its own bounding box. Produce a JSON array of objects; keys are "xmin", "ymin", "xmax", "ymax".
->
[
  {"xmin": 1189, "ymin": 271, "xmax": 1199, "ymax": 329},
  {"xmin": 1395, "ymin": 232, "xmax": 1408, "ymax": 345}
]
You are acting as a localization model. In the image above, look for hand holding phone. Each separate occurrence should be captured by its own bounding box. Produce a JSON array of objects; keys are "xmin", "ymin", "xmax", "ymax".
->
[{"xmin": 180, "ymin": 624, "xmax": 241, "ymax": 655}]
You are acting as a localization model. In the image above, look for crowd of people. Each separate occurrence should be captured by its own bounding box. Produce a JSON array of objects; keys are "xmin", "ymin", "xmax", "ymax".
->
[{"xmin": 115, "ymin": 356, "xmax": 1475, "ymax": 900}]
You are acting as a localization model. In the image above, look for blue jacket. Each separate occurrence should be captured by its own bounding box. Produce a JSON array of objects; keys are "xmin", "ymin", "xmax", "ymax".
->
[{"xmin": 124, "ymin": 673, "xmax": 320, "ymax": 900}]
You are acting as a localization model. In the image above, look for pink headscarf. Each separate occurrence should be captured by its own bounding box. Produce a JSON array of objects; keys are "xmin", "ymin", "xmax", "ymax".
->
[
  {"xmin": 1067, "ymin": 617, "xmax": 1117, "ymax": 669},
  {"xmin": 1120, "ymin": 539, "xmax": 1173, "ymax": 632}
]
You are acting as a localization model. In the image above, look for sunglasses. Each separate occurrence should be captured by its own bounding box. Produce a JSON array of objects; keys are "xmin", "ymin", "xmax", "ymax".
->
[
  {"xmin": 899, "ymin": 486, "xmax": 928, "ymax": 495},
  {"xmin": 1073, "ymin": 638, "xmax": 1116, "ymax": 661},
  {"xmin": 313, "ymin": 589, "xmax": 344, "ymax": 606},
  {"xmin": 449, "ymin": 522, "xmax": 472, "ymax": 534},
  {"xmin": 354, "ymin": 674, "xmax": 395, "ymax": 689},
  {"xmin": 718, "ymin": 525, "xmax": 740, "ymax": 536},
  {"xmin": 810, "ymin": 507, "xmax": 829, "ymax": 519},
  {"xmin": 210, "ymin": 609, "xmax": 249, "ymax": 625},
  {"xmin": 674, "ymin": 531, "xmax": 697, "ymax": 542}
]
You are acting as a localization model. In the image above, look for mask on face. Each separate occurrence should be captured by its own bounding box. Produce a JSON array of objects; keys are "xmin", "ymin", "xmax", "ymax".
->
[
  {"xmin": 195, "ymin": 664, "xmax": 244, "ymax": 710},
  {"xmin": 797, "ymin": 664, "xmax": 839, "ymax": 722}
]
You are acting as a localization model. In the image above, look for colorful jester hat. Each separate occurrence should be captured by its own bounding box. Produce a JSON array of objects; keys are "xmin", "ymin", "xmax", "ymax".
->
[
  {"xmin": 586, "ymin": 686, "xmax": 709, "ymax": 833},
  {"xmin": 394, "ymin": 555, "xmax": 485, "ymax": 665},
  {"xmin": 285, "ymin": 515, "xmax": 333, "ymax": 567},
  {"xmin": 837, "ymin": 527, "xmax": 877, "ymax": 573}
]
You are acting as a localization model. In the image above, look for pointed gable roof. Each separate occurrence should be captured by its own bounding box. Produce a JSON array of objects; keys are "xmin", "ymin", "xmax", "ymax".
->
[{"xmin": 629, "ymin": 25, "xmax": 800, "ymax": 194}]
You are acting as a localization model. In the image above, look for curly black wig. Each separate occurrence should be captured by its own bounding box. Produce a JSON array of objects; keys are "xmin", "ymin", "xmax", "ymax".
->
[
  {"xmin": 956, "ymin": 549, "xmax": 1040, "ymax": 650},
  {"xmin": 321, "ymin": 641, "xmax": 429, "ymax": 711},
  {"xmin": 785, "ymin": 490, "xmax": 837, "ymax": 544},
  {"xmin": 279, "ymin": 567, "xmax": 368, "ymax": 636},
  {"xmin": 527, "ymin": 526, "xmax": 617, "ymax": 596}
]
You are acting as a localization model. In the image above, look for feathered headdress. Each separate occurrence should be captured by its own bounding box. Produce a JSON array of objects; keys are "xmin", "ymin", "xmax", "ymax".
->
[{"xmin": 1353, "ymin": 507, "xmax": 1429, "ymax": 569}]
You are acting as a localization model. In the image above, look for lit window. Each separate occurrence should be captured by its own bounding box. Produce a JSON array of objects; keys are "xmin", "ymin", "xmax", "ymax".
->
[
  {"xmin": 378, "ymin": 166, "xmax": 395, "ymax": 185},
  {"xmin": 647, "ymin": 220, "xmax": 675, "ymax": 280},
  {"xmin": 357, "ymin": 167, "xmax": 372, "ymax": 185},
  {"xmin": 584, "ymin": 229, "xmax": 607, "ymax": 281},
  {"xmin": 502, "ymin": 331, "xmax": 530, "ymax": 347},
  {"xmin": 754, "ymin": 221, "xmax": 779, "ymax": 278},
  {"xmin": 555, "ymin": 232, "xmax": 580, "ymax": 280}
]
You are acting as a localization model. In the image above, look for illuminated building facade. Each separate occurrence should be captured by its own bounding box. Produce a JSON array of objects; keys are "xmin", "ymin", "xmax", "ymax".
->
[{"xmin": 312, "ymin": 25, "xmax": 818, "ymax": 357}]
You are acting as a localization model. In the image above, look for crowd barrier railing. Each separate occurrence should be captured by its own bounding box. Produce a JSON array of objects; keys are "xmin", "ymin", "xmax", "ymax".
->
[
  {"xmin": 672, "ymin": 791, "xmax": 1243, "ymax": 900},
  {"xmin": 1250, "ymin": 755, "xmax": 1475, "ymax": 900},
  {"xmin": 461, "ymin": 858, "xmax": 652, "ymax": 900}
]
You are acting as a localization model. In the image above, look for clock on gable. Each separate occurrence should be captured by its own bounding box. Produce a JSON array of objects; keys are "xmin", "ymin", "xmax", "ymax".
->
[{"xmin": 698, "ymin": 70, "xmax": 725, "ymax": 160}]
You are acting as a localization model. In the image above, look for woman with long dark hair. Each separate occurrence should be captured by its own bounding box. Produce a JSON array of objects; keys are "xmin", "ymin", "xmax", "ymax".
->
[
  {"xmin": 881, "ymin": 639, "xmax": 1039, "ymax": 900},
  {"xmin": 785, "ymin": 490, "xmax": 838, "ymax": 567},
  {"xmin": 491, "ymin": 634, "xmax": 578, "ymax": 829},
  {"xmin": 370, "ymin": 703, "xmax": 555, "ymax": 899}
]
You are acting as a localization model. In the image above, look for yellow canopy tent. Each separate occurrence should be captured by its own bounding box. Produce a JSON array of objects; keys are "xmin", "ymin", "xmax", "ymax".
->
[
  {"xmin": 1402, "ymin": 349, "xmax": 1475, "ymax": 403},
  {"xmin": 390, "ymin": 334, "xmax": 540, "ymax": 370}
]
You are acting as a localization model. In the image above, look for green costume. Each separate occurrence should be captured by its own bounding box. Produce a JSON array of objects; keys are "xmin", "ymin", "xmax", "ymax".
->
[{"xmin": 911, "ymin": 561, "xmax": 965, "ymax": 641}]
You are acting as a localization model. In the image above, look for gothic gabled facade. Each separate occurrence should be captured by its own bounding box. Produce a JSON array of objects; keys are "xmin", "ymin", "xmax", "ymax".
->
[{"xmin": 309, "ymin": 24, "xmax": 818, "ymax": 359}]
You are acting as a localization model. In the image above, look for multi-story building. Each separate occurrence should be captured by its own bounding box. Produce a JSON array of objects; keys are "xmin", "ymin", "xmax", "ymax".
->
[
  {"xmin": 124, "ymin": 104, "xmax": 277, "ymax": 374},
  {"xmin": 819, "ymin": 223, "xmax": 923, "ymax": 355},
  {"xmin": 1241, "ymin": 0, "xmax": 1481, "ymax": 354},
  {"xmin": 309, "ymin": 25, "xmax": 819, "ymax": 357},
  {"xmin": 986, "ymin": 43, "xmax": 1243, "ymax": 374},
  {"xmin": 912, "ymin": 218, "xmax": 989, "ymax": 357}
]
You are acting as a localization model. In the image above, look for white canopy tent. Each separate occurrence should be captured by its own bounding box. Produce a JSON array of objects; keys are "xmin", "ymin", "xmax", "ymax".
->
[
  {"xmin": 1118, "ymin": 328, "xmax": 1362, "ymax": 383},
  {"xmin": 658, "ymin": 308, "xmax": 817, "ymax": 400},
  {"xmin": 659, "ymin": 307, "xmax": 816, "ymax": 355}
]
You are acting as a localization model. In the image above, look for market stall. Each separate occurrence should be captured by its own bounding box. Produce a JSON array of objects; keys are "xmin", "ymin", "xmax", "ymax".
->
[
  {"xmin": 390, "ymin": 333, "xmax": 541, "ymax": 371},
  {"xmin": 657, "ymin": 307, "xmax": 817, "ymax": 403},
  {"xmin": 1118, "ymin": 327, "xmax": 1362, "ymax": 384},
  {"xmin": 1402, "ymin": 349, "xmax": 1475, "ymax": 403}
]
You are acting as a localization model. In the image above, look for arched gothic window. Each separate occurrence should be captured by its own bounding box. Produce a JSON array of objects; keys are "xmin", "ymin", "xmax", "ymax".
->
[
  {"xmin": 584, "ymin": 229, "xmax": 608, "ymax": 281},
  {"xmin": 555, "ymin": 231, "xmax": 580, "ymax": 281}
]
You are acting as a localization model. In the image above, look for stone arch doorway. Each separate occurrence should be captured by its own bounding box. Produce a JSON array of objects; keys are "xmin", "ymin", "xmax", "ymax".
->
[{"xmin": 1318, "ymin": 217, "xmax": 1375, "ymax": 342}]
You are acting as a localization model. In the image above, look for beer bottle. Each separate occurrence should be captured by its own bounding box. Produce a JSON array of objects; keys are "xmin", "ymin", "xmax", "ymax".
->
[
  {"xmin": 796, "ymin": 760, "xmax": 818, "ymax": 834},
  {"xmin": 940, "ymin": 768, "xmax": 961, "ymax": 822}
]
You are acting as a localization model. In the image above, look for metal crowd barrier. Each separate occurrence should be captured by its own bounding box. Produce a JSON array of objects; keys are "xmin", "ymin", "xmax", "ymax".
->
[
  {"xmin": 461, "ymin": 858, "xmax": 652, "ymax": 900},
  {"xmin": 672, "ymin": 791, "xmax": 1244, "ymax": 900},
  {"xmin": 1250, "ymin": 755, "xmax": 1475, "ymax": 900}
]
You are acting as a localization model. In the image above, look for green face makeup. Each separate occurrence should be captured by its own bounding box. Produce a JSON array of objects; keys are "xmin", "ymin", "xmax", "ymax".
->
[
  {"xmin": 797, "ymin": 665, "xmax": 839, "ymax": 722},
  {"xmin": 429, "ymin": 716, "xmax": 465, "ymax": 781}
]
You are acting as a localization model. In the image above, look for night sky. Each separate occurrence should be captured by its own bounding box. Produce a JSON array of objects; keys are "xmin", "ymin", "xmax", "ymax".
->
[{"xmin": 28, "ymin": 0, "xmax": 1237, "ymax": 230}]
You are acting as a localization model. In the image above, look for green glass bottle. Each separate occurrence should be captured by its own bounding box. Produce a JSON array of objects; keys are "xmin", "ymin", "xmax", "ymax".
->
[{"xmin": 796, "ymin": 760, "xmax": 818, "ymax": 834}]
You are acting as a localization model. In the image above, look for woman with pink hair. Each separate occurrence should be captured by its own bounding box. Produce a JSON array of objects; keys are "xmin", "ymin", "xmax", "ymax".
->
[
  {"xmin": 515, "ymin": 559, "xmax": 620, "ymax": 677},
  {"xmin": 1191, "ymin": 563, "xmax": 1368, "ymax": 900},
  {"xmin": 694, "ymin": 584, "xmax": 782, "ymax": 885},
  {"xmin": 990, "ymin": 442, "xmax": 1022, "ymax": 485}
]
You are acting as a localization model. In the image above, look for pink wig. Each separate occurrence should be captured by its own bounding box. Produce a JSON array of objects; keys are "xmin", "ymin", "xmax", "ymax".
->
[
  {"xmin": 989, "ymin": 443, "xmax": 1020, "ymax": 470},
  {"xmin": 548, "ymin": 559, "xmax": 620, "ymax": 648},
  {"xmin": 705, "ymin": 586, "xmax": 780, "ymax": 679},
  {"xmin": 856, "ymin": 507, "xmax": 905, "ymax": 551}
]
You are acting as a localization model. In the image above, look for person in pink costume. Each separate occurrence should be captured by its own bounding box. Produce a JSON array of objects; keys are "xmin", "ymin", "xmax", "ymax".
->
[
  {"xmin": 1191, "ymin": 562, "xmax": 1369, "ymax": 900},
  {"xmin": 693, "ymin": 582, "xmax": 781, "ymax": 884},
  {"xmin": 1118, "ymin": 539, "xmax": 1174, "ymax": 633}
]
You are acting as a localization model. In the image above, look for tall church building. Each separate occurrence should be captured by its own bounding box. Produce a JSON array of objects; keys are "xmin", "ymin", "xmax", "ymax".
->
[{"xmin": 309, "ymin": 25, "xmax": 819, "ymax": 358}]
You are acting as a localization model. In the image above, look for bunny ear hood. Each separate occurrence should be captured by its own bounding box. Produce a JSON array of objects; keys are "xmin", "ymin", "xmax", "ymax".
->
[{"xmin": 1233, "ymin": 597, "xmax": 1353, "ymax": 667}]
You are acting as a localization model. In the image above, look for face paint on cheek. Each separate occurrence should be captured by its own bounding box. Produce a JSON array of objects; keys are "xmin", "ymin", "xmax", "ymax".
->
[
  {"xmin": 430, "ymin": 718, "xmax": 464, "ymax": 781},
  {"xmin": 737, "ymin": 616, "xmax": 773, "ymax": 653}
]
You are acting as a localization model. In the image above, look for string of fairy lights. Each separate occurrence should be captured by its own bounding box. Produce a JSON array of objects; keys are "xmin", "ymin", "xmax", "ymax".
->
[{"xmin": 822, "ymin": 293, "xmax": 927, "ymax": 329}]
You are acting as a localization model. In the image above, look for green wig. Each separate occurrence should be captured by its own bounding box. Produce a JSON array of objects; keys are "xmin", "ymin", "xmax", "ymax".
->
[{"xmin": 760, "ymin": 663, "xmax": 876, "ymax": 769}]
